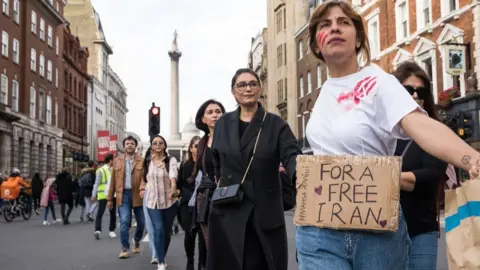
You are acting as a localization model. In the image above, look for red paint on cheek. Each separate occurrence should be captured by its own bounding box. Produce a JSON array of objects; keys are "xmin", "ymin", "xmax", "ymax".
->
[{"xmin": 316, "ymin": 32, "xmax": 329, "ymax": 48}]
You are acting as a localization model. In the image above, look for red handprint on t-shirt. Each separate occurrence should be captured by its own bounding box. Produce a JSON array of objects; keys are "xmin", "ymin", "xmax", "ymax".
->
[{"xmin": 337, "ymin": 76, "xmax": 377, "ymax": 110}]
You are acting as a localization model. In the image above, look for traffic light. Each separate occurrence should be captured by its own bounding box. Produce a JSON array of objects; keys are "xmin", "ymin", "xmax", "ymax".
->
[
  {"xmin": 149, "ymin": 103, "xmax": 160, "ymax": 139},
  {"xmin": 458, "ymin": 111, "xmax": 474, "ymax": 140}
]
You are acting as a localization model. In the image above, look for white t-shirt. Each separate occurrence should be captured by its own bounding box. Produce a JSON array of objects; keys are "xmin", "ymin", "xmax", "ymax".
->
[{"xmin": 306, "ymin": 65, "xmax": 423, "ymax": 156}]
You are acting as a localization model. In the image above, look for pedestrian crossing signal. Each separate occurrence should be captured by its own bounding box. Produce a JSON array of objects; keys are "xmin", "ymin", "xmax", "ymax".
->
[
  {"xmin": 458, "ymin": 111, "xmax": 473, "ymax": 140},
  {"xmin": 149, "ymin": 103, "xmax": 160, "ymax": 139}
]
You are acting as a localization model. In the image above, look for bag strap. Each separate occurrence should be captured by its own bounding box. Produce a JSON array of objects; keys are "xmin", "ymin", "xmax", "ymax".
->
[
  {"xmin": 239, "ymin": 111, "xmax": 267, "ymax": 185},
  {"xmin": 201, "ymin": 138, "xmax": 209, "ymax": 177},
  {"xmin": 401, "ymin": 140, "xmax": 413, "ymax": 157}
]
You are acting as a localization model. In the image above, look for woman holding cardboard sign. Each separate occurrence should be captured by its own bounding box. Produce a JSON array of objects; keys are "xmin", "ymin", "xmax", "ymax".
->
[
  {"xmin": 206, "ymin": 68, "xmax": 301, "ymax": 270},
  {"xmin": 393, "ymin": 61, "xmax": 448, "ymax": 270},
  {"xmin": 297, "ymin": 1, "xmax": 480, "ymax": 270}
]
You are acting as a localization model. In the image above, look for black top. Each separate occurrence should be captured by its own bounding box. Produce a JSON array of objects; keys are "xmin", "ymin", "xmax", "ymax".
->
[
  {"xmin": 177, "ymin": 159, "xmax": 195, "ymax": 192},
  {"xmin": 239, "ymin": 120, "xmax": 249, "ymax": 138},
  {"xmin": 395, "ymin": 139, "xmax": 447, "ymax": 237},
  {"xmin": 200, "ymin": 147, "xmax": 215, "ymax": 178}
]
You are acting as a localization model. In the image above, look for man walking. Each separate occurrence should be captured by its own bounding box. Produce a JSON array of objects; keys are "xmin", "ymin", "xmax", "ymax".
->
[
  {"xmin": 107, "ymin": 136, "xmax": 145, "ymax": 259},
  {"xmin": 92, "ymin": 154, "xmax": 116, "ymax": 239}
]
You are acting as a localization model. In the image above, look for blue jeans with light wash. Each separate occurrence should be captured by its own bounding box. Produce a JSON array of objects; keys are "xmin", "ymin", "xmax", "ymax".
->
[
  {"xmin": 296, "ymin": 207, "xmax": 411, "ymax": 270},
  {"xmin": 118, "ymin": 189, "xmax": 145, "ymax": 250},
  {"xmin": 143, "ymin": 191, "xmax": 156, "ymax": 259},
  {"xmin": 147, "ymin": 201, "xmax": 180, "ymax": 264},
  {"xmin": 408, "ymin": 232, "xmax": 438, "ymax": 270}
]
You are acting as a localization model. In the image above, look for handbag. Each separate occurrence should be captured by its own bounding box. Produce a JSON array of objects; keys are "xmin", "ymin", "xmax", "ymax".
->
[{"xmin": 211, "ymin": 111, "xmax": 267, "ymax": 205}]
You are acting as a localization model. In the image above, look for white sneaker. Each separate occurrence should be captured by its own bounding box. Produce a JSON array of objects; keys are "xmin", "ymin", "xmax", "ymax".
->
[
  {"xmin": 94, "ymin": 231, "xmax": 101, "ymax": 240},
  {"xmin": 151, "ymin": 257, "xmax": 158, "ymax": 264},
  {"xmin": 43, "ymin": 221, "xmax": 49, "ymax": 226},
  {"xmin": 141, "ymin": 233, "xmax": 149, "ymax": 242},
  {"xmin": 109, "ymin": 231, "xmax": 117, "ymax": 238},
  {"xmin": 157, "ymin": 263, "xmax": 166, "ymax": 270},
  {"xmin": 53, "ymin": 219, "xmax": 62, "ymax": 224}
]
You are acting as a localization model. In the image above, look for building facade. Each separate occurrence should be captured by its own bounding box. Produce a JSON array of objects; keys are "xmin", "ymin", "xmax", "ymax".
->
[
  {"xmin": 359, "ymin": 0, "xmax": 480, "ymax": 100},
  {"xmin": 62, "ymin": 24, "xmax": 89, "ymax": 174},
  {"xmin": 86, "ymin": 76, "xmax": 107, "ymax": 160},
  {"xmin": 248, "ymin": 28, "xmax": 269, "ymax": 110},
  {"xmin": 106, "ymin": 65, "xmax": 127, "ymax": 152},
  {"xmin": 1, "ymin": 0, "xmax": 66, "ymax": 178},
  {"xmin": 266, "ymin": 0, "xmax": 313, "ymax": 136},
  {"xmin": 65, "ymin": 0, "xmax": 128, "ymax": 162}
]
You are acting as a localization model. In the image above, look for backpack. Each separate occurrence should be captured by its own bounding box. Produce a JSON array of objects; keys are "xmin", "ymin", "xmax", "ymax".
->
[{"xmin": 79, "ymin": 172, "xmax": 93, "ymax": 188}]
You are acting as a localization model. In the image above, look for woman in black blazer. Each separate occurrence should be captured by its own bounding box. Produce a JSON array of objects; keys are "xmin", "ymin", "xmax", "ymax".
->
[
  {"xmin": 207, "ymin": 68, "xmax": 301, "ymax": 270},
  {"xmin": 393, "ymin": 61, "xmax": 448, "ymax": 270}
]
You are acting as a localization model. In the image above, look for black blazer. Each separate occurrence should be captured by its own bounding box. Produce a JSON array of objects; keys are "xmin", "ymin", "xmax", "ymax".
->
[
  {"xmin": 206, "ymin": 104, "xmax": 301, "ymax": 270},
  {"xmin": 396, "ymin": 139, "xmax": 447, "ymax": 237}
]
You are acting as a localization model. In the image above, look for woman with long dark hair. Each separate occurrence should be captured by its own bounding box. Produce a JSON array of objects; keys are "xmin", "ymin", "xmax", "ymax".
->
[
  {"xmin": 31, "ymin": 173, "xmax": 43, "ymax": 215},
  {"xmin": 206, "ymin": 68, "xmax": 301, "ymax": 270},
  {"xmin": 177, "ymin": 135, "xmax": 206, "ymax": 270},
  {"xmin": 140, "ymin": 135, "xmax": 179, "ymax": 270},
  {"xmin": 392, "ymin": 61, "xmax": 447, "ymax": 270},
  {"xmin": 192, "ymin": 99, "xmax": 225, "ymax": 258},
  {"xmin": 296, "ymin": 1, "xmax": 480, "ymax": 269}
]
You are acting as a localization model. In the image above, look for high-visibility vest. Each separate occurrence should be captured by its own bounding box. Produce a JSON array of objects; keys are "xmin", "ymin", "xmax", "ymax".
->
[{"xmin": 97, "ymin": 166, "xmax": 110, "ymax": 200}]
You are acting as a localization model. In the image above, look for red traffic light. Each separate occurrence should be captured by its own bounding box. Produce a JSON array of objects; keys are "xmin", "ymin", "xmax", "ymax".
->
[{"xmin": 151, "ymin": 107, "xmax": 159, "ymax": 115}]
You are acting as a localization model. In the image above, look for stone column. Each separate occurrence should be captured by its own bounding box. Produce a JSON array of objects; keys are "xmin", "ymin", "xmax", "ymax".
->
[
  {"xmin": 39, "ymin": 143, "xmax": 47, "ymax": 179},
  {"xmin": 11, "ymin": 137, "xmax": 19, "ymax": 174},
  {"xmin": 56, "ymin": 140, "xmax": 63, "ymax": 175},
  {"xmin": 47, "ymin": 143, "xmax": 55, "ymax": 177},
  {"xmin": 20, "ymin": 139, "xmax": 30, "ymax": 177},
  {"xmin": 31, "ymin": 142, "xmax": 40, "ymax": 176},
  {"xmin": 168, "ymin": 31, "xmax": 182, "ymax": 141},
  {"xmin": 0, "ymin": 133, "xmax": 12, "ymax": 175}
]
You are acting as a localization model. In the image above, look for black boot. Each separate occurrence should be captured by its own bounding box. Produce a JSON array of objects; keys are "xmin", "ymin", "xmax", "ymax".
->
[{"xmin": 186, "ymin": 259, "xmax": 194, "ymax": 270}]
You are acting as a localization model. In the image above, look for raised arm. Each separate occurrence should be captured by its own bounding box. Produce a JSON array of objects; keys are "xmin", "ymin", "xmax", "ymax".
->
[{"xmin": 401, "ymin": 112, "xmax": 478, "ymax": 172}]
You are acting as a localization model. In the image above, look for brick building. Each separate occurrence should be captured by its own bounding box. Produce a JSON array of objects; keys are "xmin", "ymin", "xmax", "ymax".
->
[
  {"xmin": 62, "ymin": 24, "xmax": 89, "ymax": 173},
  {"xmin": 295, "ymin": 0, "xmax": 480, "ymax": 153},
  {"xmin": 1, "ymin": 0, "xmax": 66, "ymax": 178}
]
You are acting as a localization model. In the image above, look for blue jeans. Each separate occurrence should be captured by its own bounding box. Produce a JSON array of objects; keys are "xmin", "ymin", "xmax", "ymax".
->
[
  {"xmin": 408, "ymin": 232, "xmax": 438, "ymax": 270},
  {"xmin": 44, "ymin": 201, "xmax": 56, "ymax": 221},
  {"xmin": 143, "ymin": 194, "xmax": 156, "ymax": 259},
  {"xmin": 118, "ymin": 189, "xmax": 145, "ymax": 250},
  {"xmin": 296, "ymin": 208, "xmax": 411, "ymax": 270},
  {"xmin": 147, "ymin": 201, "xmax": 179, "ymax": 264}
]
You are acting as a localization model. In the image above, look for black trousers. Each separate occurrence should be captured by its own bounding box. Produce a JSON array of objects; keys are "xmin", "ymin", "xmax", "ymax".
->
[
  {"xmin": 179, "ymin": 204, "xmax": 207, "ymax": 267},
  {"xmin": 32, "ymin": 195, "xmax": 41, "ymax": 211},
  {"xmin": 95, "ymin": 199, "xmax": 116, "ymax": 232},
  {"xmin": 60, "ymin": 199, "xmax": 73, "ymax": 221}
]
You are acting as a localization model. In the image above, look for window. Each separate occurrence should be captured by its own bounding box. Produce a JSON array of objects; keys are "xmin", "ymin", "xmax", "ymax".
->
[
  {"xmin": 276, "ymin": 10, "xmax": 283, "ymax": 33},
  {"xmin": 11, "ymin": 80, "xmax": 18, "ymax": 111},
  {"xmin": 39, "ymin": 55, "xmax": 45, "ymax": 77},
  {"xmin": 367, "ymin": 12, "xmax": 380, "ymax": 58},
  {"xmin": 0, "ymin": 74, "xmax": 7, "ymax": 104},
  {"xmin": 2, "ymin": 0, "xmax": 8, "ymax": 15},
  {"xmin": 1, "ymin": 31, "xmax": 8, "ymax": 57},
  {"xmin": 277, "ymin": 45, "xmax": 284, "ymax": 68},
  {"xmin": 12, "ymin": 38, "xmax": 19, "ymax": 63},
  {"xmin": 30, "ymin": 87, "xmax": 36, "ymax": 118},
  {"xmin": 30, "ymin": 48, "xmax": 36, "ymax": 71},
  {"xmin": 47, "ymin": 26, "xmax": 53, "ymax": 47},
  {"xmin": 299, "ymin": 76, "xmax": 304, "ymax": 98},
  {"xmin": 13, "ymin": 0, "xmax": 19, "ymax": 23},
  {"xmin": 46, "ymin": 96, "xmax": 52, "ymax": 124},
  {"xmin": 442, "ymin": 0, "xmax": 457, "ymax": 15},
  {"xmin": 47, "ymin": 60, "xmax": 52, "ymax": 81},
  {"xmin": 395, "ymin": 1, "xmax": 409, "ymax": 41},
  {"xmin": 55, "ymin": 68, "xmax": 58, "ymax": 87},
  {"xmin": 40, "ymin": 19, "xmax": 45, "ymax": 41},
  {"xmin": 55, "ymin": 37, "xmax": 59, "ymax": 55},
  {"xmin": 298, "ymin": 40, "xmax": 303, "ymax": 60},
  {"xmin": 416, "ymin": 0, "xmax": 431, "ymax": 29},
  {"xmin": 31, "ymin": 11, "xmax": 37, "ymax": 34},
  {"xmin": 317, "ymin": 65, "xmax": 323, "ymax": 89},
  {"xmin": 39, "ymin": 91, "xmax": 45, "ymax": 121},
  {"xmin": 307, "ymin": 72, "xmax": 312, "ymax": 94},
  {"xmin": 277, "ymin": 79, "xmax": 284, "ymax": 103},
  {"xmin": 55, "ymin": 101, "xmax": 58, "ymax": 126}
]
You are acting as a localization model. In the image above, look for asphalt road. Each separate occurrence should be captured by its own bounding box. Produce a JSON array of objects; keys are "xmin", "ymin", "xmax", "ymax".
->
[{"xmin": 0, "ymin": 207, "xmax": 448, "ymax": 270}]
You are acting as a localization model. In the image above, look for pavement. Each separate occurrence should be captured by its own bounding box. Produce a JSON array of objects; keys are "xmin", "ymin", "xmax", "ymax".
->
[{"xmin": 0, "ymin": 207, "xmax": 448, "ymax": 270}]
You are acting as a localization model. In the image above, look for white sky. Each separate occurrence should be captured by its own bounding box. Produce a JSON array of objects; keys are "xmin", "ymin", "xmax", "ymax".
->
[{"xmin": 91, "ymin": 0, "xmax": 267, "ymax": 142}]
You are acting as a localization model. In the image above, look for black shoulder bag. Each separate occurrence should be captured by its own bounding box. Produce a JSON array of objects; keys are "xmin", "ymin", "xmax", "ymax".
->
[{"xmin": 211, "ymin": 111, "xmax": 267, "ymax": 205}]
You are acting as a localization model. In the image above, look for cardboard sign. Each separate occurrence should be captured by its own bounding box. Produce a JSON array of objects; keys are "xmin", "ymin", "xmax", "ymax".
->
[{"xmin": 294, "ymin": 155, "xmax": 402, "ymax": 232}]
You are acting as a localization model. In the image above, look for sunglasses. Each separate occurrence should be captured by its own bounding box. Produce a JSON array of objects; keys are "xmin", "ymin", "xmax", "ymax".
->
[{"xmin": 404, "ymin": 85, "xmax": 427, "ymax": 100}]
